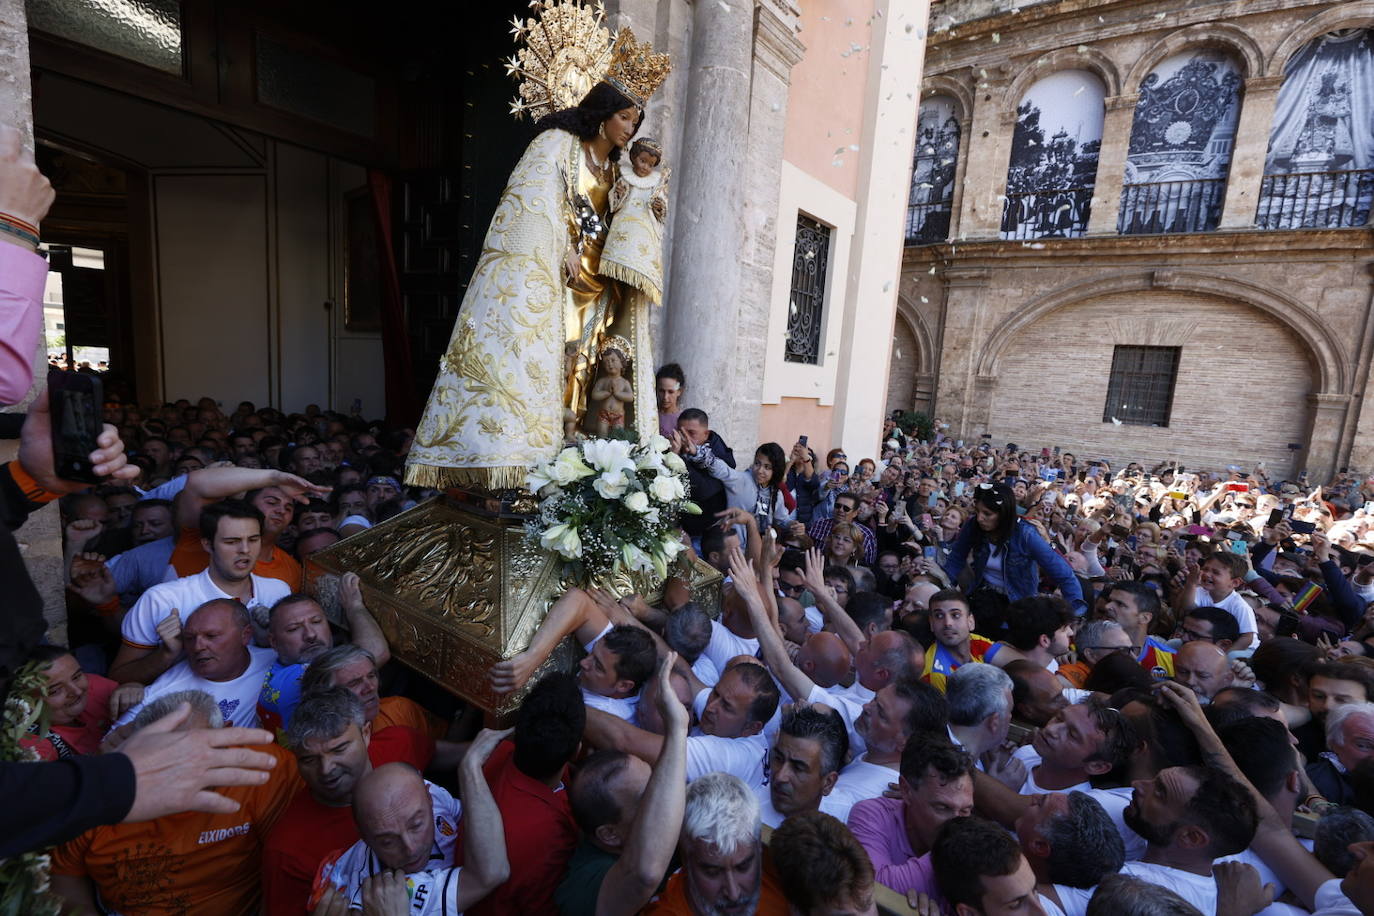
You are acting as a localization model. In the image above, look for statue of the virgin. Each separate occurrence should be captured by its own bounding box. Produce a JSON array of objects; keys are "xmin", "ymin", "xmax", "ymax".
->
[{"xmin": 405, "ymin": 3, "xmax": 671, "ymax": 491}]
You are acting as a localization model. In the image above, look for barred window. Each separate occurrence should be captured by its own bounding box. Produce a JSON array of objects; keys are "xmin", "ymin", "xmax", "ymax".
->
[
  {"xmin": 785, "ymin": 215, "xmax": 831, "ymax": 365},
  {"xmin": 1102, "ymin": 346, "xmax": 1181, "ymax": 427}
]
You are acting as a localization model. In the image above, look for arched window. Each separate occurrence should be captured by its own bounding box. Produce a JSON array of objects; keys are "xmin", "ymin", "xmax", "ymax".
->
[
  {"xmin": 1258, "ymin": 29, "xmax": 1374, "ymax": 229},
  {"xmin": 1000, "ymin": 70, "xmax": 1105, "ymax": 240},
  {"xmin": 1118, "ymin": 50, "xmax": 1242, "ymax": 234},
  {"xmin": 906, "ymin": 96, "xmax": 960, "ymax": 243}
]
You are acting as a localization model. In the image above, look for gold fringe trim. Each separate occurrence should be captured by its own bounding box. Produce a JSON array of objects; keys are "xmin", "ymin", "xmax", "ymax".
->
[
  {"xmin": 404, "ymin": 462, "xmax": 532, "ymax": 491},
  {"xmin": 598, "ymin": 260, "xmax": 662, "ymax": 306}
]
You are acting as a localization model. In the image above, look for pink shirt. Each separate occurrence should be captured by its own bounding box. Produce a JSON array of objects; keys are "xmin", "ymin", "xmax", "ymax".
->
[
  {"xmin": 846, "ymin": 796, "xmax": 943, "ymax": 901},
  {"xmin": 0, "ymin": 242, "xmax": 46, "ymax": 404}
]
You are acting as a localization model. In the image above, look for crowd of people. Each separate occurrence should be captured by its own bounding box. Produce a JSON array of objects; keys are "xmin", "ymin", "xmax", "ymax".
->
[{"xmin": 10, "ymin": 125, "xmax": 1374, "ymax": 916}]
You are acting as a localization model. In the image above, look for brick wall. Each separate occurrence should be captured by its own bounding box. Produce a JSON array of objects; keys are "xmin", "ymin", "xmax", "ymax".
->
[{"xmin": 986, "ymin": 290, "xmax": 1314, "ymax": 477}]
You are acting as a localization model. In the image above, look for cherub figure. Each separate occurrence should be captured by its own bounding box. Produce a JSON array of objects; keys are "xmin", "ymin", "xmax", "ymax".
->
[{"xmin": 588, "ymin": 337, "xmax": 634, "ymax": 437}]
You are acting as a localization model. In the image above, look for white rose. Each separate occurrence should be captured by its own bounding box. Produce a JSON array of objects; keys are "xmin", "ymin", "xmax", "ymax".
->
[
  {"xmin": 662, "ymin": 451, "xmax": 687, "ymax": 474},
  {"xmin": 661, "ymin": 536, "xmax": 686, "ymax": 558},
  {"xmin": 527, "ymin": 464, "xmax": 555, "ymax": 493},
  {"xmin": 539, "ymin": 522, "xmax": 582, "ymax": 559},
  {"xmin": 635, "ymin": 449, "xmax": 666, "ymax": 473},
  {"xmin": 594, "ymin": 470, "xmax": 631, "ymax": 500},
  {"xmin": 649, "ymin": 474, "xmax": 682, "ymax": 503},
  {"xmin": 624, "ymin": 490, "xmax": 651, "ymax": 514},
  {"xmin": 583, "ymin": 438, "xmax": 635, "ymax": 475},
  {"xmin": 648, "ymin": 433, "xmax": 671, "ymax": 453},
  {"xmin": 551, "ymin": 448, "xmax": 595, "ymax": 485}
]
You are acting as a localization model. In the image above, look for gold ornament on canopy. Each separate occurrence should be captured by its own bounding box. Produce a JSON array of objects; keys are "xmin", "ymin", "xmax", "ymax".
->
[{"xmin": 506, "ymin": 1, "xmax": 615, "ymax": 121}]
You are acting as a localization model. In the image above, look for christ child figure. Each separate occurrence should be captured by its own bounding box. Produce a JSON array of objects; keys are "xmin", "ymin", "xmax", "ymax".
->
[
  {"xmin": 588, "ymin": 341, "xmax": 633, "ymax": 437},
  {"xmin": 603, "ymin": 137, "xmax": 670, "ymax": 304}
]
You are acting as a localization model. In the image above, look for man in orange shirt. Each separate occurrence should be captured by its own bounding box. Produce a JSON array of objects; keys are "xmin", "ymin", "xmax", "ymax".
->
[
  {"xmin": 169, "ymin": 466, "xmax": 330, "ymax": 589},
  {"xmin": 643, "ymin": 771, "xmax": 788, "ymax": 916},
  {"xmin": 50, "ymin": 689, "xmax": 300, "ymax": 916}
]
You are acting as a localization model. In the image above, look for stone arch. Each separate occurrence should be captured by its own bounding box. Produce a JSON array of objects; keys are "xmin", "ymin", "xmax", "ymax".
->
[
  {"xmin": 921, "ymin": 75, "xmax": 974, "ymax": 124},
  {"xmin": 895, "ymin": 294, "xmax": 937, "ymax": 372},
  {"xmin": 1123, "ymin": 23, "xmax": 1264, "ymax": 92},
  {"xmin": 1002, "ymin": 45, "xmax": 1122, "ymax": 111},
  {"xmin": 972, "ymin": 270, "xmax": 1348, "ymax": 393},
  {"xmin": 1268, "ymin": 3, "xmax": 1374, "ymax": 77}
]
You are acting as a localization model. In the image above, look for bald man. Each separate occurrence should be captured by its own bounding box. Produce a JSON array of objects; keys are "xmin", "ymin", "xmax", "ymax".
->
[
  {"xmin": 795, "ymin": 632, "xmax": 853, "ymax": 689},
  {"xmin": 902, "ymin": 581, "xmax": 940, "ymax": 615},
  {"xmin": 311, "ymin": 731, "xmax": 511, "ymax": 915},
  {"xmin": 1173, "ymin": 641, "xmax": 1234, "ymax": 702},
  {"xmin": 777, "ymin": 595, "xmax": 811, "ymax": 645}
]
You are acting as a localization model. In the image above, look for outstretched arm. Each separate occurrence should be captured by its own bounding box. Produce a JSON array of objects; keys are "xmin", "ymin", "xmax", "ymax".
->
[
  {"xmin": 174, "ymin": 466, "xmax": 331, "ymax": 530},
  {"xmin": 489, "ymin": 587, "xmax": 609, "ymax": 693},
  {"xmin": 727, "ymin": 547, "xmax": 816, "ymax": 703},
  {"xmin": 800, "ymin": 547, "xmax": 865, "ymax": 656},
  {"xmin": 595, "ymin": 654, "xmax": 689, "ymax": 915},
  {"xmin": 583, "ymin": 706, "xmax": 665, "ymax": 765},
  {"xmin": 454, "ymin": 728, "xmax": 514, "ymax": 910}
]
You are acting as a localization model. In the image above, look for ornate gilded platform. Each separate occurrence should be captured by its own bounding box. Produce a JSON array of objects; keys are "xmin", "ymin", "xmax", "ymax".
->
[{"xmin": 304, "ymin": 492, "xmax": 722, "ymax": 714}]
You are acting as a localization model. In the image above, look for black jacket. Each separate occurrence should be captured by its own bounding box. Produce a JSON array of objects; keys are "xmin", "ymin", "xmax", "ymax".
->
[
  {"xmin": 0, "ymin": 461, "xmax": 137, "ymax": 856},
  {"xmin": 682, "ymin": 431, "xmax": 736, "ymax": 539}
]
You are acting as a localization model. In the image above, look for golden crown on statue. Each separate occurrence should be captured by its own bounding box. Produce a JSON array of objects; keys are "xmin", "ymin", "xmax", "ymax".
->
[
  {"xmin": 506, "ymin": 2, "xmax": 670, "ymax": 121},
  {"xmin": 605, "ymin": 27, "xmax": 672, "ymax": 109}
]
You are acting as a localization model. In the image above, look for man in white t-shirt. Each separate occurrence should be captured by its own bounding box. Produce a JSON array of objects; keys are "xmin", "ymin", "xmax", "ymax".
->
[
  {"xmin": 755, "ymin": 704, "xmax": 849, "ymax": 828},
  {"xmin": 311, "ymin": 728, "xmax": 510, "ymax": 915},
  {"xmin": 1118, "ymin": 765, "xmax": 1260, "ymax": 912},
  {"xmin": 1178, "ymin": 552, "xmax": 1258, "ymax": 650},
  {"xmin": 109, "ymin": 501, "xmax": 290, "ymax": 685},
  {"xmin": 1015, "ymin": 791, "xmax": 1124, "ymax": 916},
  {"xmin": 111, "ymin": 598, "xmax": 276, "ymax": 730},
  {"xmin": 826, "ymin": 676, "xmax": 950, "ymax": 823},
  {"xmin": 578, "ymin": 624, "xmax": 657, "ymax": 723},
  {"xmin": 1010, "ymin": 703, "xmax": 1133, "ymax": 795},
  {"xmin": 582, "ymin": 660, "xmax": 779, "ymax": 787}
]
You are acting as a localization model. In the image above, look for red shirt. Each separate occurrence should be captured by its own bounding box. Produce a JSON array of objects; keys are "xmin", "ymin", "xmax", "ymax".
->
[
  {"xmin": 22, "ymin": 674, "xmax": 118, "ymax": 760},
  {"xmin": 260, "ymin": 726, "xmax": 435, "ymax": 916},
  {"xmin": 458, "ymin": 740, "xmax": 578, "ymax": 916}
]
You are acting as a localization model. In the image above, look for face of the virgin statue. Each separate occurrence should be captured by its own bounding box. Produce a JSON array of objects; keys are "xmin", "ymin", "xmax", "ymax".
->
[{"xmin": 603, "ymin": 106, "xmax": 640, "ymax": 148}]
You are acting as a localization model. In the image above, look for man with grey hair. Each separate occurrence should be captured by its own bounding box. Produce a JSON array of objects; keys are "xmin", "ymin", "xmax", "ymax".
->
[
  {"xmin": 1014, "ymin": 790, "xmax": 1125, "ymax": 915},
  {"xmin": 1308, "ymin": 701, "xmax": 1374, "ymax": 806},
  {"xmin": 1059, "ymin": 619, "xmax": 1134, "ymax": 689},
  {"xmin": 301, "ymin": 643, "xmax": 440, "ymax": 739},
  {"xmin": 759, "ymin": 703, "xmax": 849, "ymax": 828},
  {"xmin": 130, "ymin": 688, "xmax": 223, "ymax": 730},
  {"xmin": 643, "ymin": 771, "xmax": 787, "ymax": 914},
  {"xmin": 666, "ymin": 603, "xmax": 718, "ymax": 685},
  {"xmin": 109, "ymin": 598, "xmax": 275, "ymax": 734},
  {"xmin": 262, "ymin": 687, "xmax": 434, "ymax": 916},
  {"xmin": 947, "ymin": 662, "xmax": 1014, "ymax": 763},
  {"xmin": 1315, "ymin": 807, "xmax": 1374, "ymax": 878}
]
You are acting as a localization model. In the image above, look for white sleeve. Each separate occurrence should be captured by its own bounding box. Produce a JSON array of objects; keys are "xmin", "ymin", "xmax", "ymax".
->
[
  {"xmin": 1312, "ymin": 878, "xmax": 1362, "ymax": 916},
  {"xmin": 137, "ymin": 475, "xmax": 188, "ymax": 502},
  {"xmin": 1230, "ymin": 598, "xmax": 1259, "ymax": 636},
  {"xmin": 584, "ymin": 621, "xmax": 614, "ymax": 654},
  {"xmin": 121, "ymin": 584, "xmax": 172, "ymax": 648}
]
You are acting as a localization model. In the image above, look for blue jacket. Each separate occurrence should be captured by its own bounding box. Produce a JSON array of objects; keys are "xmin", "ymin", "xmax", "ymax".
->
[{"xmin": 943, "ymin": 519, "xmax": 1087, "ymax": 614}]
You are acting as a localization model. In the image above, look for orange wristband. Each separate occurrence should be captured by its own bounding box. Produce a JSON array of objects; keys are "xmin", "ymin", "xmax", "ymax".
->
[{"xmin": 8, "ymin": 462, "xmax": 58, "ymax": 505}]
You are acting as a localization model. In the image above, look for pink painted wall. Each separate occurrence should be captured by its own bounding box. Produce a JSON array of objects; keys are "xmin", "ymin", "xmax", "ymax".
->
[{"xmin": 781, "ymin": 0, "xmax": 875, "ymax": 199}]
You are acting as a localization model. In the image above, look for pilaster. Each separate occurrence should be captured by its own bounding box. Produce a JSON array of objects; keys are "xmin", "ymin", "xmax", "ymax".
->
[
  {"xmin": 1219, "ymin": 76, "xmax": 1284, "ymax": 230},
  {"xmin": 956, "ymin": 65, "xmax": 1014, "ymax": 239},
  {"xmin": 1086, "ymin": 94, "xmax": 1137, "ymax": 236}
]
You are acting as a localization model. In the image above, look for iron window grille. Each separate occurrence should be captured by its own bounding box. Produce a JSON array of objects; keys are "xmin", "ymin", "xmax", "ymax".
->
[
  {"xmin": 1102, "ymin": 345, "xmax": 1181, "ymax": 427},
  {"xmin": 785, "ymin": 215, "xmax": 830, "ymax": 364}
]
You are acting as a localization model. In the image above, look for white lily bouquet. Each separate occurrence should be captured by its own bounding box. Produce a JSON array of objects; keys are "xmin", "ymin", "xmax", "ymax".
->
[{"xmin": 526, "ymin": 435, "xmax": 701, "ymax": 586}]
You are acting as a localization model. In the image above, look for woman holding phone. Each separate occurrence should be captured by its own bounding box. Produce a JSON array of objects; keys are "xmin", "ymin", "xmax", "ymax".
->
[{"xmin": 944, "ymin": 481, "xmax": 1088, "ymax": 619}]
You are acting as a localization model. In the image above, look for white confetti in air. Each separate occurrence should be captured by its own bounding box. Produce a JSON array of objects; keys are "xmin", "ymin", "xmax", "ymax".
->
[
  {"xmin": 921, "ymin": 296, "xmax": 929, "ymax": 303},
  {"xmin": 849, "ymin": 144, "xmax": 859, "ymax": 151},
  {"xmin": 883, "ymin": 281, "xmax": 892, "ymax": 292},
  {"xmin": 1078, "ymin": 45, "xmax": 1089, "ymax": 53},
  {"xmin": 718, "ymin": 0, "xmax": 731, "ymax": 9},
  {"xmin": 929, "ymin": 266, "xmax": 937, "ymax": 274},
  {"xmin": 992, "ymin": 33, "xmax": 1001, "ymax": 43},
  {"xmin": 1073, "ymin": 85, "xmax": 1084, "ymax": 96}
]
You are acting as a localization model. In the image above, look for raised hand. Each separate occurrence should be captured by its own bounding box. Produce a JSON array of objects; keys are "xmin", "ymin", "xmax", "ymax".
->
[
  {"xmin": 109, "ymin": 683, "xmax": 145, "ymax": 720},
  {"xmin": 156, "ymin": 609, "xmax": 183, "ymax": 658},
  {"xmin": 655, "ymin": 651, "xmax": 689, "ymax": 735},
  {"xmin": 69, "ymin": 552, "xmax": 117, "ymax": 606}
]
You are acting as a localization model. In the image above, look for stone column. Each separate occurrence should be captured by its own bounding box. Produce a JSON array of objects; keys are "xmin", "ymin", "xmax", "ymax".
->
[
  {"xmin": 1218, "ymin": 75, "xmax": 1283, "ymax": 230},
  {"xmin": 1086, "ymin": 94, "xmax": 1137, "ymax": 236},
  {"xmin": 830, "ymin": 0, "xmax": 930, "ymax": 456},
  {"xmin": 663, "ymin": 0, "xmax": 753, "ymax": 440},
  {"xmin": 1305, "ymin": 392, "xmax": 1351, "ymax": 482},
  {"xmin": 729, "ymin": 0, "xmax": 803, "ymax": 450},
  {"xmin": 0, "ymin": 0, "xmax": 63, "ymax": 641},
  {"xmin": 956, "ymin": 65, "xmax": 1014, "ymax": 239}
]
